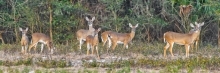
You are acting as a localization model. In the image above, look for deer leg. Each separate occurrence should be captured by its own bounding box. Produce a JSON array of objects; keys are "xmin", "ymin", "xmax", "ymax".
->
[
  {"xmin": 96, "ymin": 46, "xmax": 100, "ymax": 59},
  {"xmin": 101, "ymin": 37, "xmax": 107, "ymax": 46},
  {"xmin": 25, "ymin": 45, "xmax": 28, "ymax": 54},
  {"xmin": 92, "ymin": 45, "xmax": 95, "ymax": 55},
  {"xmin": 164, "ymin": 43, "xmax": 170, "ymax": 58},
  {"xmin": 107, "ymin": 38, "xmax": 112, "ymax": 54},
  {"xmin": 123, "ymin": 42, "xmax": 128, "ymax": 49},
  {"xmin": 111, "ymin": 41, "xmax": 117, "ymax": 51},
  {"xmin": 195, "ymin": 40, "xmax": 198, "ymax": 51},
  {"xmin": 79, "ymin": 39, "xmax": 82, "ymax": 50},
  {"xmin": 1, "ymin": 39, "xmax": 4, "ymax": 44},
  {"xmin": 169, "ymin": 42, "xmax": 174, "ymax": 57},
  {"xmin": 40, "ymin": 44, "xmax": 44, "ymax": 53},
  {"xmin": 46, "ymin": 44, "xmax": 52, "ymax": 54},
  {"xmin": 87, "ymin": 43, "xmax": 90, "ymax": 55},
  {"xmin": 29, "ymin": 42, "xmax": 37, "ymax": 53},
  {"xmin": 21, "ymin": 46, "xmax": 24, "ymax": 54},
  {"xmin": 33, "ymin": 43, "xmax": 38, "ymax": 53},
  {"xmin": 107, "ymin": 37, "xmax": 111, "ymax": 49},
  {"xmin": 185, "ymin": 45, "xmax": 190, "ymax": 57}
]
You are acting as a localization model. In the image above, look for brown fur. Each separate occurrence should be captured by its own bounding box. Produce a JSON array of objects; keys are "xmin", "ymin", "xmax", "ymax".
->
[
  {"xmin": 179, "ymin": 5, "xmax": 193, "ymax": 18},
  {"xmin": 76, "ymin": 17, "xmax": 95, "ymax": 50},
  {"xmin": 163, "ymin": 22, "xmax": 204, "ymax": 58},
  {"xmin": 29, "ymin": 33, "xmax": 54, "ymax": 54},
  {"xmin": 108, "ymin": 23, "xmax": 138, "ymax": 51},
  {"xmin": 101, "ymin": 31, "xmax": 113, "ymax": 46},
  {"xmin": 19, "ymin": 27, "xmax": 29, "ymax": 54},
  {"xmin": 86, "ymin": 28, "xmax": 101, "ymax": 59}
]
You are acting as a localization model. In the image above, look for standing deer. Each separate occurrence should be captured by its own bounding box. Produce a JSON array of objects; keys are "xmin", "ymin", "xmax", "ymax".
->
[
  {"xmin": 189, "ymin": 22, "xmax": 202, "ymax": 51},
  {"xmin": 86, "ymin": 28, "xmax": 101, "ymax": 59},
  {"xmin": 19, "ymin": 27, "xmax": 29, "ymax": 54},
  {"xmin": 28, "ymin": 33, "xmax": 55, "ymax": 54},
  {"xmin": 0, "ymin": 31, "xmax": 5, "ymax": 44},
  {"xmin": 76, "ymin": 17, "xmax": 95, "ymax": 50},
  {"xmin": 107, "ymin": 23, "xmax": 138, "ymax": 53},
  {"xmin": 163, "ymin": 22, "xmax": 204, "ymax": 58}
]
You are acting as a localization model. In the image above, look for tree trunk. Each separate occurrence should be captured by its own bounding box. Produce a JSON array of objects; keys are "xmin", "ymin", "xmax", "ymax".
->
[{"xmin": 49, "ymin": 0, "xmax": 53, "ymax": 41}]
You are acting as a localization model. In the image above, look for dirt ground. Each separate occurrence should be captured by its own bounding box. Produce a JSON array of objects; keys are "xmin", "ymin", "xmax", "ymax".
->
[{"xmin": 0, "ymin": 49, "xmax": 220, "ymax": 73}]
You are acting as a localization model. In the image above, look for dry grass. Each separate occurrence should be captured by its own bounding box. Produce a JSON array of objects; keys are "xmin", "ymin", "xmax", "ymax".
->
[{"xmin": 0, "ymin": 41, "xmax": 219, "ymax": 72}]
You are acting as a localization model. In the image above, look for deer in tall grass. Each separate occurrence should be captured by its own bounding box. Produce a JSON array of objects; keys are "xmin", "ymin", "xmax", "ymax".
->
[
  {"xmin": 106, "ymin": 23, "xmax": 138, "ymax": 53},
  {"xmin": 28, "ymin": 33, "xmax": 55, "ymax": 54},
  {"xmin": 163, "ymin": 22, "xmax": 204, "ymax": 58},
  {"xmin": 76, "ymin": 17, "xmax": 95, "ymax": 50},
  {"xmin": 19, "ymin": 27, "xmax": 29, "ymax": 54},
  {"xmin": 0, "ymin": 31, "xmax": 5, "ymax": 44},
  {"xmin": 86, "ymin": 28, "xmax": 101, "ymax": 59}
]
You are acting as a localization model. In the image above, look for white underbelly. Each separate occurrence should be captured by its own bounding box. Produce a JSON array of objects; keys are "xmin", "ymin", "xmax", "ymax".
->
[
  {"xmin": 117, "ymin": 41, "xmax": 124, "ymax": 44},
  {"xmin": 39, "ymin": 40, "xmax": 47, "ymax": 44}
]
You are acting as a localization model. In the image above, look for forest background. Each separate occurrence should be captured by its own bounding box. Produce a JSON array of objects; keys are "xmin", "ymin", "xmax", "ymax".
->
[{"xmin": 0, "ymin": 0, "xmax": 219, "ymax": 46}]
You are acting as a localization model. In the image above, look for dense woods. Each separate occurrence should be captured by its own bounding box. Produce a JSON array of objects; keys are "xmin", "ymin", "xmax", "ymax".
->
[{"xmin": 0, "ymin": 0, "xmax": 219, "ymax": 45}]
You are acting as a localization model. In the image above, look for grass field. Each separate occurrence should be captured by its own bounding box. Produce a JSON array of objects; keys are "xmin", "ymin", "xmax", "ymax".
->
[{"xmin": 0, "ymin": 41, "xmax": 219, "ymax": 73}]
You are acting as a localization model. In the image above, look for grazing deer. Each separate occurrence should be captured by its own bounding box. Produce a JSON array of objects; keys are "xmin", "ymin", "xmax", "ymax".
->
[
  {"xmin": 107, "ymin": 23, "xmax": 138, "ymax": 52},
  {"xmin": 86, "ymin": 28, "xmax": 101, "ymax": 59},
  {"xmin": 19, "ymin": 27, "xmax": 29, "ymax": 54},
  {"xmin": 29, "ymin": 33, "xmax": 55, "ymax": 54},
  {"xmin": 163, "ymin": 22, "xmax": 204, "ymax": 58},
  {"xmin": 76, "ymin": 17, "xmax": 95, "ymax": 50},
  {"xmin": 0, "ymin": 31, "xmax": 4, "ymax": 44}
]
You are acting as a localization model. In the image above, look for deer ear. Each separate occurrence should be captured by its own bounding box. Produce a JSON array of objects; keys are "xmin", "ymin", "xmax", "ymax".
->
[
  {"xmin": 195, "ymin": 22, "xmax": 199, "ymax": 26},
  {"xmin": 98, "ymin": 28, "xmax": 101, "ymax": 31},
  {"xmin": 190, "ymin": 23, "xmax": 194, "ymax": 27},
  {"xmin": 200, "ymin": 22, "xmax": 204, "ymax": 26},
  {"xmin": 129, "ymin": 23, "xmax": 132, "ymax": 27},
  {"xmin": 92, "ymin": 17, "xmax": 95, "ymax": 21},
  {"xmin": 25, "ymin": 28, "xmax": 28, "ymax": 31},
  {"xmin": 19, "ymin": 27, "xmax": 22, "ymax": 31},
  {"xmin": 135, "ymin": 24, "xmax": 139, "ymax": 27},
  {"xmin": 85, "ymin": 17, "xmax": 89, "ymax": 21}
]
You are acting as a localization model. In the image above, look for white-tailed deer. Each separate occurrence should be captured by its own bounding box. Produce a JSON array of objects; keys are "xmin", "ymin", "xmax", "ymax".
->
[
  {"xmin": 0, "ymin": 31, "xmax": 4, "ymax": 44},
  {"xmin": 107, "ymin": 23, "xmax": 138, "ymax": 52},
  {"xmin": 76, "ymin": 17, "xmax": 95, "ymax": 50},
  {"xmin": 29, "ymin": 33, "xmax": 55, "ymax": 54},
  {"xmin": 86, "ymin": 28, "xmax": 101, "ymax": 59},
  {"xmin": 189, "ymin": 22, "xmax": 202, "ymax": 51},
  {"xmin": 163, "ymin": 22, "xmax": 204, "ymax": 58},
  {"xmin": 19, "ymin": 27, "xmax": 29, "ymax": 54}
]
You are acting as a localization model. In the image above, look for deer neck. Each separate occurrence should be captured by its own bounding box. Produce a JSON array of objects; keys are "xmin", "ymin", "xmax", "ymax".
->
[
  {"xmin": 89, "ymin": 26, "xmax": 94, "ymax": 31},
  {"xmin": 22, "ymin": 34, "xmax": 28, "ymax": 39},
  {"xmin": 129, "ymin": 31, "xmax": 135, "ymax": 41},
  {"xmin": 94, "ymin": 34, "xmax": 99, "ymax": 40},
  {"xmin": 189, "ymin": 31, "xmax": 199, "ymax": 40}
]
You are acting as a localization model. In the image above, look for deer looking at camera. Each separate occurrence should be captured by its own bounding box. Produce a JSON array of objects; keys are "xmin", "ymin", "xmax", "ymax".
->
[
  {"xmin": 86, "ymin": 28, "xmax": 101, "ymax": 59},
  {"xmin": 163, "ymin": 22, "xmax": 204, "ymax": 58},
  {"xmin": 19, "ymin": 27, "xmax": 29, "ymax": 54},
  {"xmin": 106, "ymin": 23, "xmax": 138, "ymax": 53},
  {"xmin": 189, "ymin": 22, "xmax": 202, "ymax": 51},
  {"xmin": 76, "ymin": 17, "xmax": 95, "ymax": 50},
  {"xmin": 28, "ymin": 33, "xmax": 55, "ymax": 54}
]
